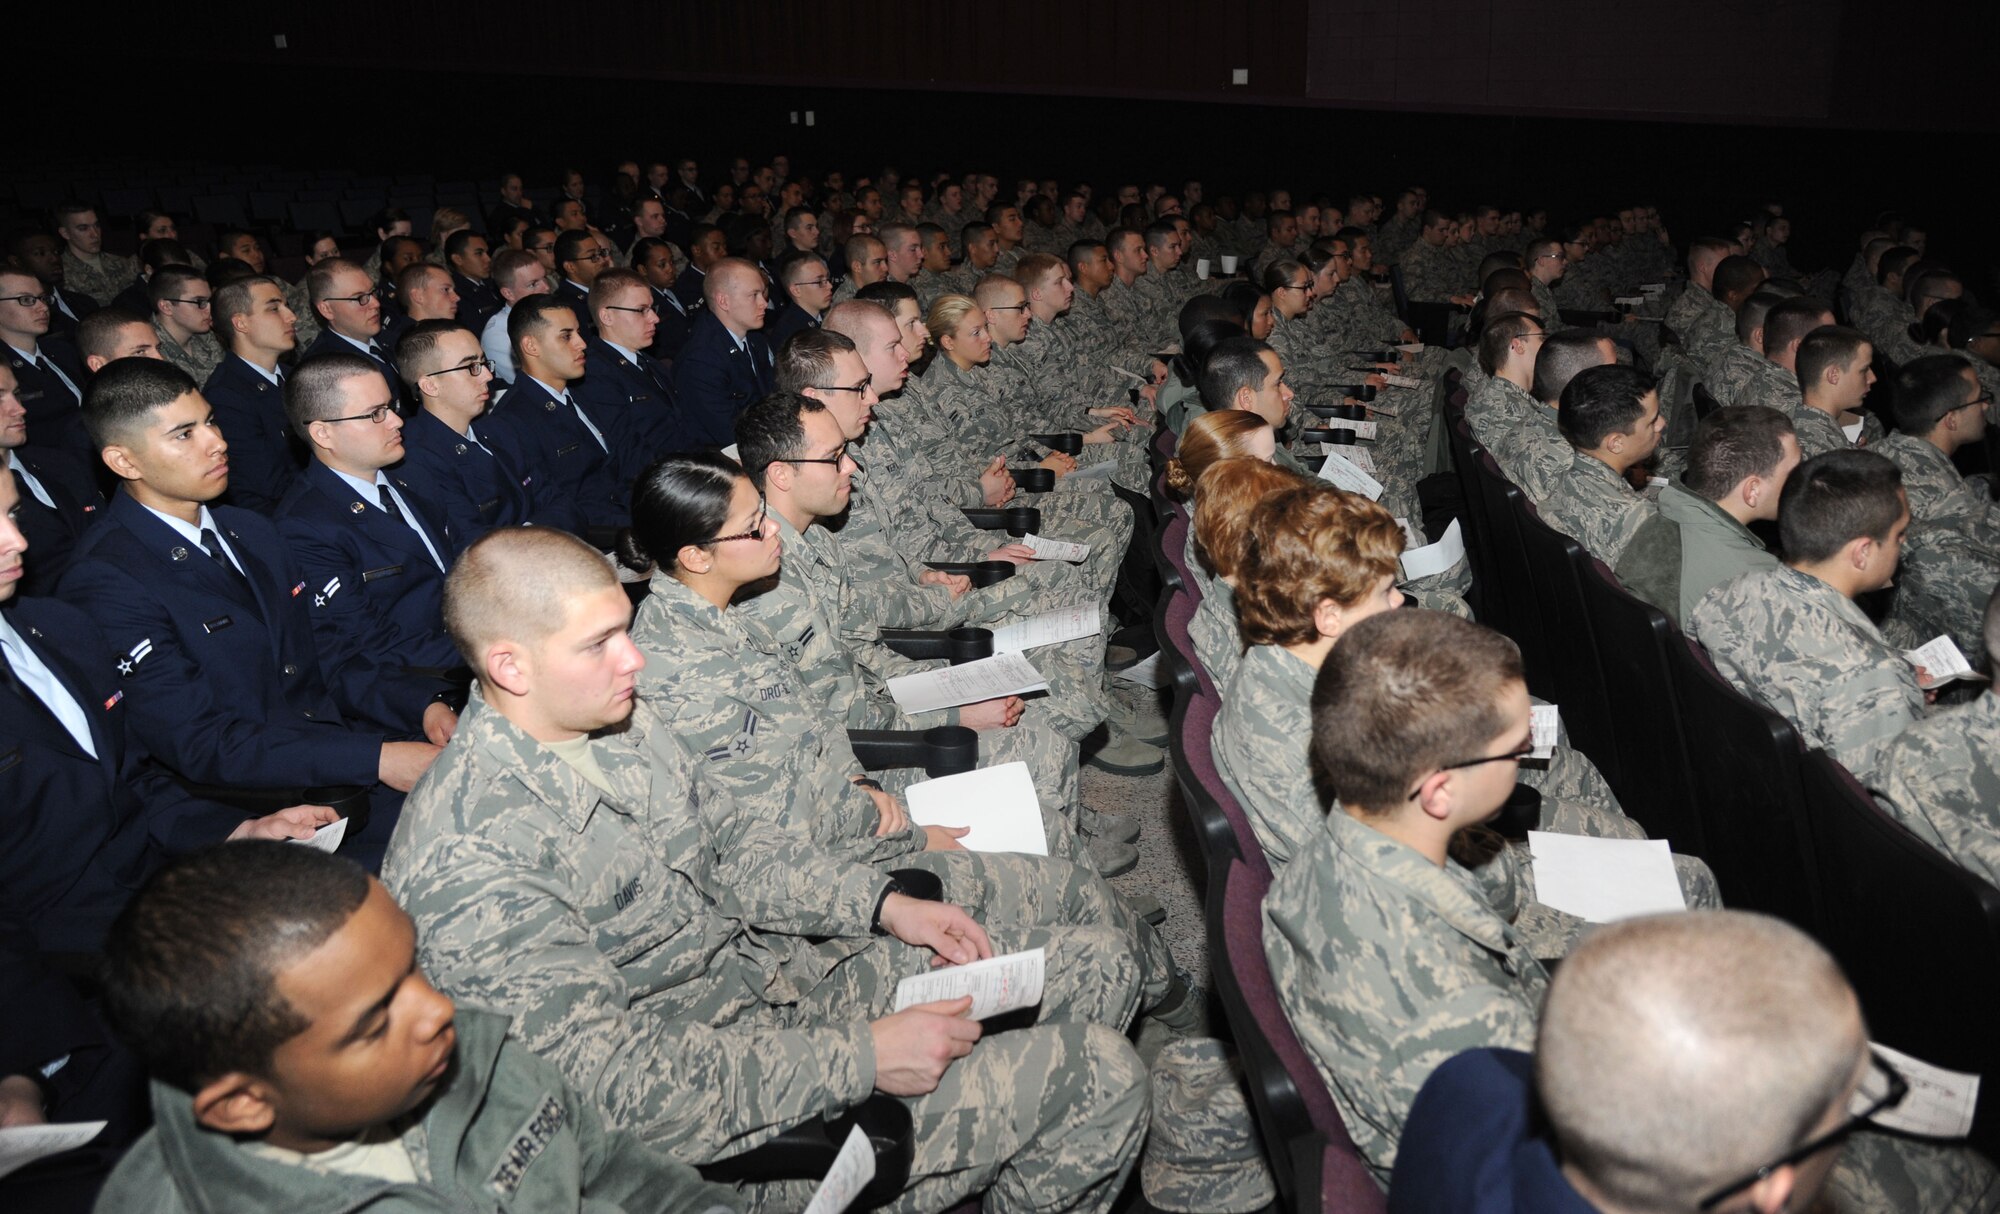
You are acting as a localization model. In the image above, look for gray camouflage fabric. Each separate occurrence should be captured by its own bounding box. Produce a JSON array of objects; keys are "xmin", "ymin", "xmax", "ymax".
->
[
  {"xmin": 1141, "ymin": 1037, "xmax": 1275, "ymax": 1214},
  {"xmin": 61, "ymin": 247, "xmax": 139, "ymax": 304},
  {"xmin": 1689, "ymin": 566, "xmax": 1928, "ymax": 785},
  {"xmin": 1536, "ymin": 450, "xmax": 1657, "ymax": 565},
  {"xmin": 383, "ymin": 690, "xmax": 1150, "ymax": 1213},
  {"xmin": 1878, "ymin": 432, "xmax": 2000, "ymax": 658},
  {"xmin": 1876, "ymin": 691, "xmax": 2000, "ymax": 886}
]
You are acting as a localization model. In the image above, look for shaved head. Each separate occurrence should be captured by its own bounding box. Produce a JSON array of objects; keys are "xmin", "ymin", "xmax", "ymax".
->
[
  {"xmin": 1537, "ymin": 911, "xmax": 1864, "ymax": 1212},
  {"xmin": 703, "ymin": 258, "xmax": 763, "ymax": 306},
  {"xmin": 824, "ymin": 299, "xmax": 898, "ymax": 346},
  {"xmin": 444, "ymin": 527, "xmax": 617, "ymax": 679}
]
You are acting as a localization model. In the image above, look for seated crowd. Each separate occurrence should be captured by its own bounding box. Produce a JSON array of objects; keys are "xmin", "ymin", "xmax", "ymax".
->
[{"xmin": 3, "ymin": 161, "xmax": 1997, "ymax": 1214}]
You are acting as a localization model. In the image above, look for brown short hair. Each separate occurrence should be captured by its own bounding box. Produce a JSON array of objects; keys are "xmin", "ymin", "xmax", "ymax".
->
[
  {"xmin": 1310, "ymin": 611, "xmax": 1524, "ymax": 813},
  {"xmin": 1234, "ymin": 486, "xmax": 1405, "ymax": 647},
  {"xmin": 1014, "ymin": 252, "xmax": 1064, "ymax": 292},
  {"xmin": 444, "ymin": 527, "xmax": 617, "ymax": 676},
  {"xmin": 1164, "ymin": 409, "xmax": 1273, "ymax": 499},
  {"xmin": 1189, "ymin": 458, "xmax": 1310, "ymax": 581}
]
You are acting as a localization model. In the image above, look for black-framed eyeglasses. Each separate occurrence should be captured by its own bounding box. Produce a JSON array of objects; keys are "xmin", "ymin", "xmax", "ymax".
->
[
  {"xmin": 0, "ymin": 292, "xmax": 53, "ymax": 308},
  {"xmin": 164, "ymin": 296, "xmax": 213, "ymax": 309},
  {"xmin": 430, "ymin": 358, "xmax": 494, "ymax": 378},
  {"xmin": 321, "ymin": 293, "xmax": 375, "ymax": 308},
  {"xmin": 1960, "ymin": 391, "xmax": 1996, "ymax": 411},
  {"xmin": 1536, "ymin": 252, "xmax": 1568, "ymax": 262},
  {"xmin": 793, "ymin": 277, "xmax": 831, "ymax": 289},
  {"xmin": 1405, "ymin": 741, "xmax": 1536, "ymax": 801},
  {"xmin": 321, "ymin": 403, "xmax": 396, "ymax": 426},
  {"xmin": 810, "ymin": 380, "xmax": 873, "ymax": 395},
  {"xmin": 1698, "ymin": 1052, "xmax": 1908, "ymax": 1210},
  {"xmin": 573, "ymin": 248, "xmax": 611, "ymax": 264},
  {"xmin": 986, "ymin": 303, "xmax": 1029, "ymax": 313},
  {"xmin": 703, "ymin": 496, "xmax": 770, "ymax": 545},
  {"xmin": 784, "ymin": 443, "xmax": 851, "ymax": 469},
  {"xmin": 604, "ymin": 304, "xmax": 658, "ymax": 317}
]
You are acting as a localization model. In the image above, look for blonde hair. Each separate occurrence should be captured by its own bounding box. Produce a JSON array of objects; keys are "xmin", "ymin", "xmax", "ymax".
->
[
  {"xmin": 1165, "ymin": 410, "xmax": 1274, "ymax": 499},
  {"xmin": 925, "ymin": 293, "xmax": 981, "ymax": 347},
  {"xmin": 429, "ymin": 206, "xmax": 471, "ymax": 252}
]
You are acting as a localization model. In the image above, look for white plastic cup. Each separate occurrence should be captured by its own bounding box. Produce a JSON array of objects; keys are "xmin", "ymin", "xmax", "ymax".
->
[
  {"xmin": 1220, "ymin": 255, "xmax": 1239, "ymax": 274},
  {"xmin": 1196, "ymin": 259, "xmax": 1211, "ymax": 280}
]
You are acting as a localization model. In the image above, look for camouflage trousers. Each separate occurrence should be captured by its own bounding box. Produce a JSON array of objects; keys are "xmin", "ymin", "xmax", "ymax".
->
[
  {"xmin": 751, "ymin": 936, "xmax": 1152, "ymax": 1213},
  {"xmin": 893, "ymin": 846, "xmax": 1177, "ymax": 1011},
  {"xmin": 1827, "ymin": 1129, "xmax": 2000, "ymax": 1213}
]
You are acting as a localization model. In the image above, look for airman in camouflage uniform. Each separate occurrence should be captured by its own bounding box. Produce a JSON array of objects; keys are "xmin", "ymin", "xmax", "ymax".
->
[
  {"xmin": 61, "ymin": 246, "xmax": 139, "ymax": 306},
  {"xmin": 1705, "ymin": 341, "xmax": 1768, "ymax": 409},
  {"xmin": 1788, "ymin": 397, "xmax": 1883, "ymax": 460},
  {"xmin": 151, "ymin": 318, "xmax": 225, "ymax": 384},
  {"xmin": 1665, "ymin": 282, "xmax": 1734, "ymax": 377},
  {"xmin": 1878, "ymin": 430, "xmax": 2000, "ymax": 657},
  {"xmin": 1399, "ymin": 239, "xmax": 1463, "ymax": 305},
  {"xmin": 386, "ymin": 689, "xmax": 1151, "ymax": 1214},
  {"xmin": 1263, "ymin": 804, "xmax": 1549, "ymax": 1183},
  {"xmin": 1537, "ymin": 449, "xmax": 1658, "ymax": 565},
  {"xmin": 1728, "ymin": 349, "xmax": 1801, "ymax": 416},
  {"xmin": 1689, "ymin": 565, "xmax": 1929, "ymax": 785},
  {"xmin": 1877, "ymin": 686, "xmax": 2000, "ymax": 886}
]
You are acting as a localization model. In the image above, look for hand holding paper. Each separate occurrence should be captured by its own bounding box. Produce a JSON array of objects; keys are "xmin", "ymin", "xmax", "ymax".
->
[
  {"xmin": 1318, "ymin": 450, "xmax": 1385, "ymax": 500},
  {"xmin": 905, "ymin": 762, "xmax": 1049, "ymax": 855},
  {"xmin": 1020, "ymin": 533, "xmax": 1092, "ymax": 561},
  {"xmin": 288, "ymin": 816, "xmax": 349, "ymax": 854},
  {"xmin": 894, "ymin": 948, "xmax": 1047, "ymax": 1019},
  {"xmin": 1905, "ymin": 635, "xmax": 1985, "ymax": 685}
]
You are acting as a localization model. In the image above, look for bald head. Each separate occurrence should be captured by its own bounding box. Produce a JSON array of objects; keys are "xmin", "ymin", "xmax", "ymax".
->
[
  {"xmin": 1537, "ymin": 911, "xmax": 1863, "ymax": 1212},
  {"xmin": 444, "ymin": 527, "xmax": 617, "ymax": 680}
]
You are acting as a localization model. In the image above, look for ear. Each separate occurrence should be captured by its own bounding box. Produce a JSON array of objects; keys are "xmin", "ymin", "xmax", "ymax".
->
[
  {"xmin": 764, "ymin": 461, "xmax": 796, "ymax": 494},
  {"xmin": 1740, "ymin": 474, "xmax": 1765, "ymax": 511},
  {"xmin": 676, "ymin": 543, "xmax": 712, "ymax": 576},
  {"xmin": 519, "ymin": 333, "xmax": 541, "ymax": 361},
  {"xmin": 100, "ymin": 442, "xmax": 144, "ymax": 484},
  {"xmin": 484, "ymin": 640, "xmax": 532, "ymax": 699},
  {"xmin": 1412, "ymin": 770, "xmax": 1455, "ymax": 823},
  {"xmin": 191, "ymin": 1072, "xmax": 280, "ymax": 1137},
  {"xmin": 1746, "ymin": 1164, "xmax": 1797, "ymax": 1214},
  {"xmin": 1312, "ymin": 597, "xmax": 1345, "ymax": 643},
  {"xmin": 1847, "ymin": 534, "xmax": 1876, "ymax": 572},
  {"xmin": 85, "ymin": 354, "xmax": 108, "ymax": 374},
  {"xmin": 304, "ymin": 418, "xmax": 335, "ymax": 456}
]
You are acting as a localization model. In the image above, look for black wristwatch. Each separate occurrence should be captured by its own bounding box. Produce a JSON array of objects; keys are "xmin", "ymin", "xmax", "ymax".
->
[{"xmin": 870, "ymin": 877, "xmax": 907, "ymax": 934}]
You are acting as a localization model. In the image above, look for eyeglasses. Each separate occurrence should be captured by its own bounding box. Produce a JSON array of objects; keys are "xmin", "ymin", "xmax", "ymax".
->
[
  {"xmin": 1698, "ymin": 1052, "xmax": 1908, "ymax": 1210},
  {"xmin": 1961, "ymin": 391, "xmax": 1996, "ymax": 410},
  {"xmin": 1536, "ymin": 252, "xmax": 1568, "ymax": 262},
  {"xmin": 784, "ymin": 444, "xmax": 851, "ymax": 469},
  {"xmin": 986, "ymin": 303, "xmax": 1029, "ymax": 313},
  {"xmin": 703, "ymin": 496, "xmax": 770, "ymax": 545},
  {"xmin": 604, "ymin": 303, "xmax": 658, "ymax": 317},
  {"xmin": 810, "ymin": 380, "xmax": 873, "ymax": 395},
  {"xmin": 572, "ymin": 248, "xmax": 611, "ymax": 264},
  {"xmin": 321, "ymin": 293, "xmax": 376, "ymax": 308},
  {"xmin": 792, "ymin": 277, "xmax": 832, "ymax": 289},
  {"xmin": 0, "ymin": 292, "xmax": 52, "ymax": 308},
  {"xmin": 164, "ymin": 296, "xmax": 213, "ymax": 309},
  {"xmin": 430, "ymin": 358, "xmax": 494, "ymax": 378},
  {"xmin": 1275, "ymin": 283, "xmax": 1311, "ymax": 293},
  {"xmin": 321, "ymin": 403, "xmax": 396, "ymax": 426},
  {"xmin": 1405, "ymin": 741, "xmax": 1536, "ymax": 800}
]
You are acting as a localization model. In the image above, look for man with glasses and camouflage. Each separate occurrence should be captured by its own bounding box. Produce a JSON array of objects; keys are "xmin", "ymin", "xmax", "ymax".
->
[
  {"xmin": 1879, "ymin": 355, "xmax": 2000, "ymax": 658},
  {"xmin": 147, "ymin": 266, "xmax": 224, "ymax": 383},
  {"xmin": 1391, "ymin": 910, "xmax": 2000, "ymax": 1213}
]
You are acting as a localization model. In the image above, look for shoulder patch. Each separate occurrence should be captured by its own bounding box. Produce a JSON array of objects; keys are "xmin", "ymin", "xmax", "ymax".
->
[{"xmin": 485, "ymin": 1093, "xmax": 566, "ymax": 1196}]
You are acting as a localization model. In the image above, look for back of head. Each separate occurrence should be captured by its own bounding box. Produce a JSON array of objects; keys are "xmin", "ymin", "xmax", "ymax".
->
[
  {"xmin": 1684, "ymin": 405, "xmax": 1795, "ymax": 502},
  {"xmin": 490, "ymin": 247, "xmax": 540, "ymax": 293},
  {"xmin": 1688, "ymin": 236, "xmax": 1735, "ymax": 274},
  {"xmin": 855, "ymin": 279, "xmax": 917, "ymax": 310},
  {"xmin": 1537, "ymin": 911, "xmax": 1861, "ymax": 1213},
  {"xmin": 508, "ymin": 292, "xmax": 574, "ymax": 354},
  {"xmin": 1188, "ymin": 458, "xmax": 1310, "ymax": 579},
  {"xmin": 1559, "ymin": 363, "xmax": 1655, "ymax": 450},
  {"xmin": 1477, "ymin": 310, "xmax": 1542, "ymax": 376},
  {"xmin": 620, "ymin": 451, "xmax": 743, "ymax": 574},
  {"xmin": 1478, "ymin": 255, "xmax": 1524, "ymax": 288},
  {"xmin": 1164, "ymin": 408, "xmax": 1271, "ymax": 498},
  {"xmin": 1778, "ymin": 449, "xmax": 1904, "ymax": 564},
  {"xmin": 1015, "ymin": 252, "xmax": 1063, "ymax": 294},
  {"xmin": 971, "ymin": 274, "xmax": 1023, "ymax": 310},
  {"xmin": 1199, "ymin": 336, "xmax": 1274, "ymax": 412},
  {"xmin": 1309, "ymin": 611, "xmax": 1523, "ymax": 812},
  {"xmin": 1908, "ymin": 268, "xmax": 1961, "ymax": 311},
  {"xmin": 1235, "ymin": 485, "xmax": 1404, "ymax": 647},
  {"xmin": 138, "ymin": 238, "xmax": 193, "ymax": 274},
  {"xmin": 1177, "ymin": 294, "xmax": 1238, "ymax": 340},
  {"xmin": 1532, "ymin": 330, "xmax": 1614, "ymax": 407},
  {"xmin": 1217, "ymin": 281, "xmax": 1265, "ymax": 328},
  {"xmin": 1712, "ymin": 254, "xmax": 1765, "ymax": 302},
  {"xmin": 1736, "ymin": 290, "xmax": 1791, "ymax": 344},
  {"xmin": 1763, "ymin": 297, "xmax": 1833, "ymax": 358},
  {"xmin": 1177, "ymin": 318, "xmax": 1247, "ymax": 387},
  {"xmin": 83, "ymin": 357, "xmax": 197, "ymax": 450},
  {"xmin": 774, "ymin": 324, "xmax": 860, "ymax": 393},
  {"xmin": 444, "ymin": 526, "xmax": 618, "ymax": 671},
  {"xmin": 1877, "ymin": 246, "xmax": 1920, "ymax": 286},
  {"xmin": 101, "ymin": 842, "xmax": 372, "ymax": 1093},
  {"xmin": 1948, "ymin": 304, "xmax": 2000, "ymax": 354},
  {"xmin": 1893, "ymin": 353, "xmax": 1978, "ymax": 435}
]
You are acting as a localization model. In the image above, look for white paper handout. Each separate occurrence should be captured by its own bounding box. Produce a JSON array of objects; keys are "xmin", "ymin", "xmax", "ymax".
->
[
  {"xmin": 1399, "ymin": 519, "xmax": 1465, "ymax": 582},
  {"xmin": 1530, "ymin": 703, "xmax": 1561, "ymax": 760},
  {"xmin": 1112, "ymin": 365, "xmax": 1150, "ymax": 384},
  {"xmin": 1383, "ymin": 373, "xmax": 1423, "ymax": 390},
  {"xmin": 1615, "ymin": 296, "xmax": 1647, "ymax": 307},
  {"xmin": 1318, "ymin": 450, "xmax": 1384, "ymax": 500},
  {"xmin": 800, "ymin": 1124, "xmax": 877, "ymax": 1214},
  {"xmin": 1396, "ymin": 342, "xmax": 1427, "ymax": 354},
  {"xmin": 990, "ymin": 605, "xmax": 1101, "ymax": 654},
  {"xmin": 886, "ymin": 653, "xmax": 1050, "ymax": 715},
  {"xmin": 1905, "ymin": 635, "xmax": 1984, "ymax": 684},
  {"xmin": 1339, "ymin": 446, "xmax": 1379, "ymax": 474},
  {"xmin": 1111, "ymin": 651, "xmax": 1166, "ymax": 689},
  {"xmin": 1020, "ymin": 533, "xmax": 1091, "ymax": 562},
  {"xmin": 1319, "ymin": 418, "xmax": 1378, "ymax": 441},
  {"xmin": 289, "ymin": 816, "xmax": 349, "ymax": 854},
  {"xmin": 0, "ymin": 1121, "xmax": 107, "ymax": 1181},
  {"xmin": 720, "ymin": 443, "xmax": 741, "ymax": 463},
  {"xmin": 1842, "ymin": 420, "xmax": 1864, "ymax": 443},
  {"xmin": 894, "ymin": 948, "xmax": 1047, "ymax": 1019},
  {"xmin": 1526, "ymin": 833, "xmax": 1687, "ymax": 922},
  {"xmin": 905, "ymin": 761, "xmax": 1049, "ymax": 855},
  {"xmin": 1865, "ymin": 1043, "xmax": 1981, "ymax": 1139}
]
